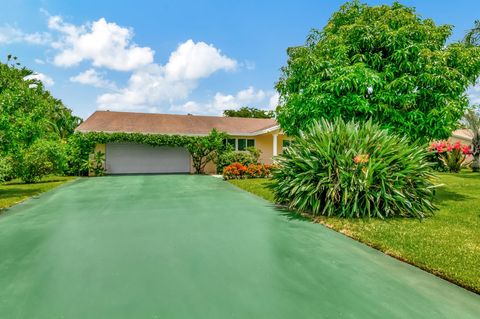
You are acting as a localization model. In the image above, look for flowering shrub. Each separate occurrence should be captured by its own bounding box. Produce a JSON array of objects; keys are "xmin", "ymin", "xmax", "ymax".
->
[
  {"xmin": 223, "ymin": 163, "xmax": 276, "ymax": 179},
  {"xmin": 272, "ymin": 119, "xmax": 437, "ymax": 219},
  {"xmin": 223, "ymin": 162, "xmax": 247, "ymax": 179},
  {"xmin": 429, "ymin": 141, "xmax": 471, "ymax": 173}
]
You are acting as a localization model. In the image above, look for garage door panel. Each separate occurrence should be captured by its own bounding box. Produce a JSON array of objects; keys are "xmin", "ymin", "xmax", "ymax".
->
[{"xmin": 106, "ymin": 143, "xmax": 190, "ymax": 174}]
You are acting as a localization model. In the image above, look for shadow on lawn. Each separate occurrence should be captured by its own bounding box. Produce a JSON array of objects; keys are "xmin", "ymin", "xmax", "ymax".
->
[
  {"xmin": 435, "ymin": 188, "xmax": 473, "ymax": 202},
  {"xmin": 4, "ymin": 179, "xmax": 67, "ymax": 186},
  {"xmin": 0, "ymin": 187, "xmax": 43, "ymax": 200}
]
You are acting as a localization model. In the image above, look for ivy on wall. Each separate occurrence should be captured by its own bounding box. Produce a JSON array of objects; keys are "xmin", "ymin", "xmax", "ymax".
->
[{"xmin": 68, "ymin": 129, "xmax": 228, "ymax": 174}]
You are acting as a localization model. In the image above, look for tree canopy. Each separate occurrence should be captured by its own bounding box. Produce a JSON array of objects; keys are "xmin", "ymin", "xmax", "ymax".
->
[
  {"xmin": 223, "ymin": 107, "xmax": 274, "ymax": 119},
  {"xmin": 275, "ymin": 1, "xmax": 480, "ymax": 142},
  {"xmin": 0, "ymin": 56, "xmax": 81, "ymax": 155}
]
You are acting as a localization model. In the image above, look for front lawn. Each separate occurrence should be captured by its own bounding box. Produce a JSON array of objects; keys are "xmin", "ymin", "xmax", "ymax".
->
[
  {"xmin": 228, "ymin": 172, "xmax": 480, "ymax": 294},
  {"xmin": 0, "ymin": 176, "xmax": 76, "ymax": 211}
]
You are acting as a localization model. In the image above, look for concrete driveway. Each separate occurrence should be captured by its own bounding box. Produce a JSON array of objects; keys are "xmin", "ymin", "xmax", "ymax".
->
[{"xmin": 0, "ymin": 175, "xmax": 479, "ymax": 318}]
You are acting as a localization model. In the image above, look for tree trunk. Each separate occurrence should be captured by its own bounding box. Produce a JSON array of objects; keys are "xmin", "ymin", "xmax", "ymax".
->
[{"xmin": 471, "ymin": 155, "xmax": 480, "ymax": 172}]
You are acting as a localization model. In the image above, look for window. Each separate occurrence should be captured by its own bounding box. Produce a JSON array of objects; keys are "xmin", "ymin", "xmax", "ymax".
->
[
  {"xmin": 224, "ymin": 138, "xmax": 255, "ymax": 151},
  {"xmin": 238, "ymin": 139, "xmax": 247, "ymax": 151},
  {"xmin": 225, "ymin": 139, "xmax": 236, "ymax": 148}
]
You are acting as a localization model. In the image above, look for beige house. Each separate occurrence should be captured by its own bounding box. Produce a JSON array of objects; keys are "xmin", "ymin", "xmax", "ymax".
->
[
  {"xmin": 76, "ymin": 111, "xmax": 289, "ymax": 174},
  {"xmin": 450, "ymin": 129, "xmax": 474, "ymax": 145}
]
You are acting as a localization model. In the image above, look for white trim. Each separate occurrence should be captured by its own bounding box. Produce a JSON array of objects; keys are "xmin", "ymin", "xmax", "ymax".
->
[
  {"xmin": 273, "ymin": 134, "xmax": 278, "ymax": 156},
  {"xmin": 227, "ymin": 138, "xmax": 256, "ymax": 151},
  {"xmin": 249, "ymin": 125, "xmax": 281, "ymax": 136}
]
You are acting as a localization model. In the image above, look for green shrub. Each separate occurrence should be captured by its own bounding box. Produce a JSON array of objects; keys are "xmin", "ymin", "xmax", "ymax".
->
[
  {"xmin": 217, "ymin": 149, "xmax": 257, "ymax": 173},
  {"xmin": 88, "ymin": 151, "xmax": 106, "ymax": 176},
  {"xmin": 65, "ymin": 134, "xmax": 95, "ymax": 176},
  {"xmin": 272, "ymin": 119, "xmax": 437, "ymax": 219},
  {"xmin": 0, "ymin": 156, "xmax": 15, "ymax": 182},
  {"xmin": 17, "ymin": 139, "xmax": 66, "ymax": 183}
]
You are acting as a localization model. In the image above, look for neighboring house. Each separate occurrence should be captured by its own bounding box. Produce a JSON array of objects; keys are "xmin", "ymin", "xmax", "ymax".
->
[
  {"xmin": 450, "ymin": 129, "xmax": 473, "ymax": 145},
  {"xmin": 76, "ymin": 111, "xmax": 289, "ymax": 174}
]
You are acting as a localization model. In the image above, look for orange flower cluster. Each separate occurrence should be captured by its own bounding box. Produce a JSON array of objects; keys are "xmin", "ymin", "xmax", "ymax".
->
[
  {"xmin": 223, "ymin": 163, "xmax": 277, "ymax": 179},
  {"xmin": 353, "ymin": 154, "xmax": 370, "ymax": 164}
]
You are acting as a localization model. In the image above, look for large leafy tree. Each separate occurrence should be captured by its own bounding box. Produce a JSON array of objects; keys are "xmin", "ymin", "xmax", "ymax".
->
[
  {"xmin": 276, "ymin": 1, "xmax": 480, "ymax": 142},
  {"xmin": 0, "ymin": 56, "xmax": 81, "ymax": 155},
  {"xmin": 223, "ymin": 107, "xmax": 274, "ymax": 119}
]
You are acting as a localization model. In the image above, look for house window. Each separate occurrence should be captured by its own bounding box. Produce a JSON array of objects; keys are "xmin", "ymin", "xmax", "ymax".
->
[
  {"xmin": 225, "ymin": 139, "xmax": 236, "ymax": 148},
  {"xmin": 224, "ymin": 138, "xmax": 255, "ymax": 151}
]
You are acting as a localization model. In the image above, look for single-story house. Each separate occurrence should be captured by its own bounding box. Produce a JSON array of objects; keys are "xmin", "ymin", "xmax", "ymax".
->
[{"xmin": 76, "ymin": 111, "xmax": 289, "ymax": 174}]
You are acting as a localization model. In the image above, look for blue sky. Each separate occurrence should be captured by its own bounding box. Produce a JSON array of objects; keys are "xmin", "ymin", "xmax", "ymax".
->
[{"xmin": 1, "ymin": 0, "xmax": 479, "ymax": 119}]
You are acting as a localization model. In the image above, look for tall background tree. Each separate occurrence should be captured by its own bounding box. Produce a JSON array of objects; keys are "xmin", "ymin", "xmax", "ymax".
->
[
  {"xmin": 464, "ymin": 20, "xmax": 480, "ymax": 46},
  {"xmin": 275, "ymin": 1, "xmax": 480, "ymax": 142},
  {"xmin": 223, "ymin": 107, "xmax": 274, "ymax": 118}
]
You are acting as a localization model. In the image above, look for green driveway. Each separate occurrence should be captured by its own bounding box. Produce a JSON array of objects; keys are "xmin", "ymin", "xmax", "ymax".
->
[{"xmin": 0, "ymin": 175, "xmax": 479, "ymax": 318}]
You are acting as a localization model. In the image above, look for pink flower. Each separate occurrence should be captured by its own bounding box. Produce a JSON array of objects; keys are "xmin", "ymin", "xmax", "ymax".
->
[{"xmin": 462, "ymin": 145, "xmax": 471, "ymax": 155}]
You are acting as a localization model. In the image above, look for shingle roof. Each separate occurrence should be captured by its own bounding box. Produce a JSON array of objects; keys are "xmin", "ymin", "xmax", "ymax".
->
[{"xmin": 76, "ymin": 111, "xmax": 279, "ymax": 136}]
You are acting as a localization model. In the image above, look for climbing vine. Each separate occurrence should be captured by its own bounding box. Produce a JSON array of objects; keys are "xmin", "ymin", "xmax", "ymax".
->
[{"xmin": 68, "ymin": 129, "xmax": 228, "ymax": 174}]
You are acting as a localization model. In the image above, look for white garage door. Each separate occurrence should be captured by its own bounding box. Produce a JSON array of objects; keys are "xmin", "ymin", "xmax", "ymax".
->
[{"xmin": 105, "ymin": 143, "xmax": 191, "ymax": 174}]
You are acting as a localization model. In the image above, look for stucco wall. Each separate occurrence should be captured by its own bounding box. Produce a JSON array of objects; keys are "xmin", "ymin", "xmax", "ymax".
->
[
  {"xmin": 449, "ymin": 136, "xmax": 472, "ymax": 145},
  {"xmin": 233, "ymin": 131, "xmax": 287, "ymax": 165},
  {"xmin": 95, "ymin": 144, "xmax": 106, "ymax": 153}
]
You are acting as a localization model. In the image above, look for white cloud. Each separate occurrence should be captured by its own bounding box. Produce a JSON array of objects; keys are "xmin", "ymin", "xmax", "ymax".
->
[
  {"xmin": 468, "ymin": 84, "xmax": 480, "ymax": 105},
  {"xmin": 97, "ymin": 63, "xmax": 194, "ymax": 111},
  {"xmin": 211, "ymin": 86, "xmax": 266, "ymax": 111},
  {"xmin": 164, "ymin": 39, "xmax": 237, "ymax": 80},
  {"xmin": 0, "ymin": 25, "xmax": 51, "ymax": 44},
  {"xmin": 172, "ymin": 87, "xmax": 276, "ymax": 115},
  {"xmin": 269, "ymin": 92, "xmax": 280, "ymax": 109},
  {"xmin": 97, "ymin": 40, "xmax": 238, "ymax": 112},
  {"xmin": 24, "ymin": 72, "xmax": 54, "ymax": 86},
  {"xmin": 34, "ymin": 58, "xmax": 46, "ymax": 64},
  {"xmin": 48, "ymin": 16, "xmax": 154, "ymax": 71},
  {"xmin": 70, "ymin": 68, "xmax": 117, "ymax": 89}
]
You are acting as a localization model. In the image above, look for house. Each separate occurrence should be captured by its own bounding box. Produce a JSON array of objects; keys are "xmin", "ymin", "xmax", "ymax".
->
[
  {"xmin": 76, "ymin": 111, "xmax": 288, "ymax": 174},
  {"xmin": 450, "ymin": 129, "xmax": 474, "ymax": 145}
]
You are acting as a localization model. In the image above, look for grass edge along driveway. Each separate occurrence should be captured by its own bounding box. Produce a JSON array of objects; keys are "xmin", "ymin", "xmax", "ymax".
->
[
  {"xmin": 0, "ymin": 176, "xmax": 77, "ymax": 211},
  {"xmin": 228, "ymin": 172, "xmax": 480, "ymax": 294}
]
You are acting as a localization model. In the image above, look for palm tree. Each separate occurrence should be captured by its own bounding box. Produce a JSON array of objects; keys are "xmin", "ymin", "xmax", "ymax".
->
[
  {"xmin": 463, "ymin": 107, "xmax": 480, "ymax": 172},
  {"xmin": 464, "ymin": 20, "xmax": 480, "ymax": 46}
]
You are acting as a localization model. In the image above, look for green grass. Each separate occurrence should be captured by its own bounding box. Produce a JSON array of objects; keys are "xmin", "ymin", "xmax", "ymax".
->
[
  {"xmin": 0, "ymin": 175, "xmax": 77, "ymax": 211},
  {"xmin": 228, "ymin": 172, "xmax": 480, "ymax": 294}
]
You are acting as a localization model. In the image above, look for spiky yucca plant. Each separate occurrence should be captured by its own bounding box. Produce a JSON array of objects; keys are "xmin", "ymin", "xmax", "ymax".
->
[{"xmin": 272, "ymin": 119, "xmax": 437, "ymax": 219}]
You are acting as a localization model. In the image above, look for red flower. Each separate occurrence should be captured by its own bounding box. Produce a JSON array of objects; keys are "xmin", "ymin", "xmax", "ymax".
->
[{"xmin": 462, "ymin": 145, "xmax": 471, "ymax": 155}]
